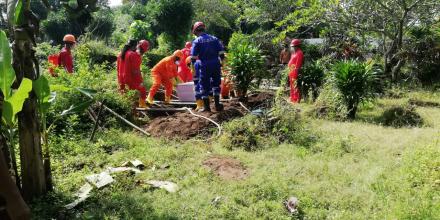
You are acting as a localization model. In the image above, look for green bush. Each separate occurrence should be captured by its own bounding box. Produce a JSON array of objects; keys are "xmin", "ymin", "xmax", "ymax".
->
[
  {"xmin": 75, "ymin": 40, "xmax": 117, "ymax": 67},
  {"xmin": 220, "ymin": 101, "xmax": 316, "ymax": 151},
  {"xmin": 228, "ymin": 34, "xmax": 265, "ymax": 98},
  {"xmin": 332, "ymin": 60, "xmax": 380, "ymax": 119},
  {"xmin": 41, "ymin": 9, "xmax": 73, "ymax": 44},
  {"xmin": 311, "ymin": 79, "xmax": 348, "ymax": 120},
  {"xmin": 129, "ymin": 20, "xmax": 153, "ymax": 42},
  {"xmin": 405, "ymin": 26, "xmax": 440, "ymax": 85},
  {"xmin": 219, "ymin": 115, "xmax": 268, "ymax": 151},
  {"xmin": 153, "ymin": 0, "xmax": 194, "ymax": 49},
  {"xmin": 144, "ymin": 50, "xmax": 167, "ymax": 68},
  {"xmin": 86, "ymin": 8, "xmax": 115, "ymax": 39},
  {"xmin": 381, "ymin": 105, "xmax": 424, "ymax": 128},
  {"xmin": 297, "ymin": 60, "xmax": 325, "ymax": 101},
  {"xmin": 35, "ymin": 42, "xmax": 59, "ymax": 62}
]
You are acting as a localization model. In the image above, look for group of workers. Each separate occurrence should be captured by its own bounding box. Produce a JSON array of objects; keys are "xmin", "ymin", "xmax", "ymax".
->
[{"xmin": 54, "ymin": 22, "xmax": 304, "ymax": 110}]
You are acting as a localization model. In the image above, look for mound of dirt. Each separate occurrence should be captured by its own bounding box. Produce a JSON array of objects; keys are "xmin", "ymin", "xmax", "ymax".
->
[
  {"xmin": 246, "ymin": 92, "xmax": 274, "ymax": 108},
  {"xmin": 203, "ymin": 156, "xmax": 248, "ymax": 180},
  {"xmin": 145, "ymin": 101, "xmax": 245, "ymax": 139}
]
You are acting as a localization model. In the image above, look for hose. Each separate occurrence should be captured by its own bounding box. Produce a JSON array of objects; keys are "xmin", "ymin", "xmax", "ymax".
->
[
  {"xmin": 184, "ymin": 107, "xmax": 222, "ymax": 139},
  {"xmin": 238, "ymin": 102, "xmax": 251, "ymax": 113}
]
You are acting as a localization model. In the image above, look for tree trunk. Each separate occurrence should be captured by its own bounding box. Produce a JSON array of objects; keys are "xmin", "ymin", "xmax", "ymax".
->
[
  {"xmin": 10, "ymin": 6, "xmax": 49, "ymax": 200},
  {"xmin": 18, "ymin": 97, "xmax": 46, "ymax": 201},
  {"xmin": 0, "ymin": 134, "xmax": 31, "ymax": 220}
]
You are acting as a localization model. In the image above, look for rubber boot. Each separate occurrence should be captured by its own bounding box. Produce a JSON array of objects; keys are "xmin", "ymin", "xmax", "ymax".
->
[
  {"xmin": 195, "ymin": 99, "xmax": 203, "ymax": 111},
  {"xmin": 214, "ymin": 95, "xmax": 224, "ymax": 111},
  {"xmin": 199, "ymin": 98, "xmax": 211, "ymax": 112},
  {"xmin": 164, "ymin": 96, "xmax": 171, "ymax": 104},
  {"xmin": 146, "ymin": 94, "xmax": 154, "ymax": 105},
  {"xmin": 138, "ymin": 98, "xmax": 147, "ymax": 108}
]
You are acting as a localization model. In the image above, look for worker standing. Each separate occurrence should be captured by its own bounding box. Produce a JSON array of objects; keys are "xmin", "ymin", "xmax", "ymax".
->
[
  {"xmin": 117, "ymin": 39, "xmax": 137, "ymax": 92},
  {"xmin": 178, "ymin": 42, "xmax": 193, "ymax": 82},
  {"xmin": 58, "ymin": 34, "xmax": 76, "ymax": 73},
  {"xmin": 288, "ymin": 39, "xmax": 304, "ymax": 103},
  {"xmin": 146, "ymin": 50, "xmax": 184, "ymax": 105},
  {"xmin": 124, "ymin": 40, "xmax": 150, "ymax": 108},
  {"xmin": 191, "ymin": 21, "xmax": 225, "ymax": 112},
  {"xmin": 186, "ymin": 57, "xmax": 203, "ymax": 110}
]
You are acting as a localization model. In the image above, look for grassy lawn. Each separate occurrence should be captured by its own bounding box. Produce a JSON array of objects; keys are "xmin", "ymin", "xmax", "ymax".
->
[{"xmin": 32, "ymin": 91, "xmax": 440, "ymax": 219}]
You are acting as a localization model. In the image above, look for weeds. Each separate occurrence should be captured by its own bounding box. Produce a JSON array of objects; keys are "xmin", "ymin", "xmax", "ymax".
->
[{"xmin": 381, "ymin": 105, "xmax": 424, "ymax": 128}]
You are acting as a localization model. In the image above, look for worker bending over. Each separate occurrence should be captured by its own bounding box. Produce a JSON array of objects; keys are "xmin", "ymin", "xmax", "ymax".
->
[
  {"xmin": 146, "ymin": 50, "xmax": 184, "ymax": 105},
  {"xmin": 124, "ymin": 40, "xmax": 150, "ymax": 108},
  {"xmin": 117, "ymin": 39, "xmax": 137, "ymax": 92},
  {"xmin": 178, "ymin": 42, "xmax": 193, "ymax": 82},
  {"xmin": 191, "ymin": 21, "xmax": 225, "ymax": 112},
  {"xmin": 288, "ymin": 39, "xmax": 304, "ymax": 103},
  {"xmin": 58, "ymin": 34, "xmax": 76, "ymax": 73}
]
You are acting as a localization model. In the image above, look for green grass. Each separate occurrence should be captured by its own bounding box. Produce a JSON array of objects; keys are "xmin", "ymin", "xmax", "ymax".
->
[{"xmin": 31, "ymin": 91, "xmax": 440, "ymax": 219}]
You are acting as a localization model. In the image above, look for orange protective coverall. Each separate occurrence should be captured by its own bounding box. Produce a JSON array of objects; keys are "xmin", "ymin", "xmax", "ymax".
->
[
  {"xmin": 149, "ymin": 56, "xmax": 179, "ymax": 99},
  {"xmin": 288, "ymin": 48, "xmax": 304, "ymax": 103},
  {"xmin": 124, "ymin": 50, "xmax": 146, "ymax": 100},
  {"xmin": 178, "ymin": 47, "xmax": 193, "ymax": 82},
  {"xmin": 116, "ymin": 53, "xmax": 125, "ymax": 91},
  {"xmin": 58, "ymin": 47, "xmax": 74, "ymax": 73}
]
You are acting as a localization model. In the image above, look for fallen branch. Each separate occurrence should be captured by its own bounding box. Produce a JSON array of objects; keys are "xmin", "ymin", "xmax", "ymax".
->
[{"xmin": 100, "ymin": 103, "xmax": 150, "ymax": 136}]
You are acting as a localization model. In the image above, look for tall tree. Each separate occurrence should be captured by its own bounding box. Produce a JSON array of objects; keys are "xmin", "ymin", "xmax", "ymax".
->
[{"xmin": 275, "ymin": 0, "xmax": 440, "ymax": 81}]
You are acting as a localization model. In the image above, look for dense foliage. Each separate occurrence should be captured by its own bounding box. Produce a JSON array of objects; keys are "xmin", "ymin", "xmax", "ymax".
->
[
  {"xmin": 332, "ymin": 60, "xmax": 380, "ymax": 119},
  {"xmin": 227, "ymin": 33, "xmax": 265, "ymax": 98}
]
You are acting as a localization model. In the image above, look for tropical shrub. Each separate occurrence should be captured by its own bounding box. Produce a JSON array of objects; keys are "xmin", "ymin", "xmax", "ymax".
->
[
  {"xmin": 311, "ymin": 79, "xmax": 348, "ymax": 120},
  {"xmin": 228, "ymin": 36, "xmax": 265, "ymax": 99},
  {"xmin": 332, "ymin": 60, "xmax": 379, "ymax": 119},
  {"xmin": 297, "ymin": 60, "xmax": 325, "ymax": 101}
]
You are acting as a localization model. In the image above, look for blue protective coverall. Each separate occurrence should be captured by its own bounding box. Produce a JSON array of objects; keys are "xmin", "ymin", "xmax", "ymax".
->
[
  {"xmin": 193, "ymin": 60, "xmax": 202, "ymax": 100},
  {"xmin": 191, "ymin": 33, "xmax": 224, "ymax": 99}
]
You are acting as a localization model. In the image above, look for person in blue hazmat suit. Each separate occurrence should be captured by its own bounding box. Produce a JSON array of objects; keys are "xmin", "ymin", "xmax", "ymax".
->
[{"xmin": 190, "ymin": 21, "xmax": 225, "ymax": 112}]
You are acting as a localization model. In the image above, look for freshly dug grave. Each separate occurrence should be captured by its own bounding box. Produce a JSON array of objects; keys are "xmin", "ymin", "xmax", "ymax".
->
[
  {"xmin": 145, "ymin": 101, "xmax": 245, "ymax": 139},
  {"xmin": 144, "ymin": 91, "xmax": 275, "ymax": 139},
  {"xmin": 203, "ymin": 156, "xmax": 249, "ymax": 180}
]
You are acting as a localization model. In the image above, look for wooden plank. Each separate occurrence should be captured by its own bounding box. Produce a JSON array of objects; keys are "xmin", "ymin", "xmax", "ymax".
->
[
  {"xmin": 136, "ymin": 107, "xmax": 188, "ymax": 112},
  {"xmin": 153, "ymin": 101, "xmax": 196, "ymax": 106}
]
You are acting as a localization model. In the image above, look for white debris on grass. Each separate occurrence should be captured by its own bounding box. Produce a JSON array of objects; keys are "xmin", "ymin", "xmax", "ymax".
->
[
  {"xmin": 65, "ymin": 183, "xmax": 93, "ymax": 210},
  {"xmin": 146, "ymin": 180, "xmax": 179, "ymax": 193},
  {"xmin": 284, "ymin": 196, "xmax": 299, "ymax": 214},
  {"xmin": 85, "ymin": 172, "xmax": 114, "ymax": 189},
  {"xmin": 107, "ymin": 167, "xmax": 142, "ymax": 174}
]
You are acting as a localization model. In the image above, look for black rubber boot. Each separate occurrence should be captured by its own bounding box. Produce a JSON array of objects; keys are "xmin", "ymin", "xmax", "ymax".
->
[
  {"xmin": 214, "ymin": 95, "xmax": 224, "ymax": 111},
  {"xmin": 199, "ymin": 98, "xmax": 211, "ymax": 112}
]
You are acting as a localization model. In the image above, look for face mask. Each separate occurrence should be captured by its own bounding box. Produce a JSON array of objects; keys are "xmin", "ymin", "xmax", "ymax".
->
[{"xmin": 175, "ymin": 61, "xmax": 180, "ymax": 65}]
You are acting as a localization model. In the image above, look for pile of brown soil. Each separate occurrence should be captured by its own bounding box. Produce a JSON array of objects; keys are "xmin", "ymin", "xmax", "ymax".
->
[
  {"xmin": 144, "ymin": 91, "xmax": 275, "ymax": 139},
  {"xmin": 203, "ymin": 156, "xmax": 249, "ymax": 180},
  {"xmin": 145, "ymin": 101, "xmax": 244, "ymax": 139},
  {"xmin": 246, "ymin": 92, "xmax": 274, "ymax": 108}
]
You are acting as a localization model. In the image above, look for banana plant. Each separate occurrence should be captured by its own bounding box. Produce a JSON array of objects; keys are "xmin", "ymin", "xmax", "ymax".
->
[{"xmin": 0, "ymin": 30, "xmax": 33, "ymax": 186}]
